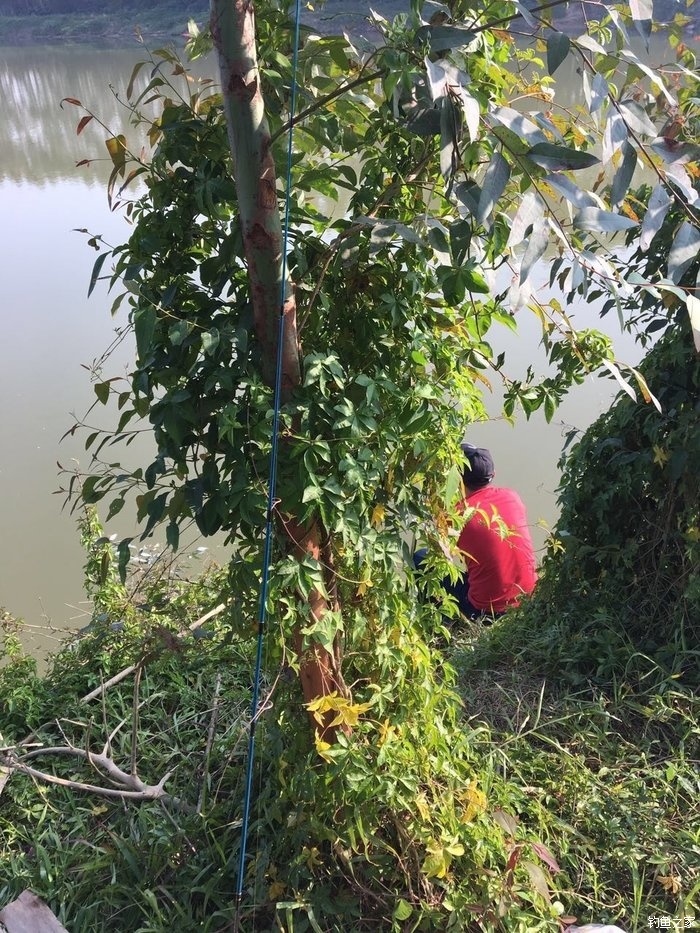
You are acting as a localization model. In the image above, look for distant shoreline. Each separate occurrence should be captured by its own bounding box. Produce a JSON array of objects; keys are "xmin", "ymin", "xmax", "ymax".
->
[
  {"xmin": 0, "ymin": 3, "xmax": 210, "ymax": 45},
  {"xmin": 0, "ymin": 0, "xmax": 403, "ymax": 46}
]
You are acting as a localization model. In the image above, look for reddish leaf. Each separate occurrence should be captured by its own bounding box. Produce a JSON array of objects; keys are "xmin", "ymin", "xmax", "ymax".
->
[
  {"xmin": 75, "ymin": 159, "xmax": 92, "ymax": 167},
  {"xmin": 531, "ymin": 841, "xmax": 561, "ymax": 874},
  {"xmin": 77, "ymin": 115, "xmax": 94, "ymax": 135},
  {"xmin": 60, "ymin": 96, "xmax": 82, "ymax": 107},
  {"xmin": 505, "ymin": 845, "xmax": 522, "ymax": 873}
]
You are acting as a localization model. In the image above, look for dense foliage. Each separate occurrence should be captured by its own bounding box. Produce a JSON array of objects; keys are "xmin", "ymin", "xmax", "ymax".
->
[
  {"xmin": 3, "ymin": 0, "xmax": 699, "ymax": 927},
  {"xmin": 485, "ymin": 318, "xmax": 700, "ymax": 688}
]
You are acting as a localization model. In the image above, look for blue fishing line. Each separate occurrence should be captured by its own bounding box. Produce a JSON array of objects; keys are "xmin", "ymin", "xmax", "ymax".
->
[{"xmin": 235, "ymin": 0, "xmax": 303, "ymax": 912}]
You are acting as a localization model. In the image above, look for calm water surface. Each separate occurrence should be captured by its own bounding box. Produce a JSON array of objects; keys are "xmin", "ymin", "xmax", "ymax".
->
[{"xmin": 0, "ymin": 42, "xmax": 646, "ymax": 656}]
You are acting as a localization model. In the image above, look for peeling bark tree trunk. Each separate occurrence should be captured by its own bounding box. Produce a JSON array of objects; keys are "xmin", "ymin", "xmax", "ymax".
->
[{"xmin": 210, "ymin": 0, "xmax": 349, "ymax": 739}]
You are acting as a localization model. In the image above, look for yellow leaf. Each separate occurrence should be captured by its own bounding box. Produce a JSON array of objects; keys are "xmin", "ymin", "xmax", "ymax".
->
[
  {"xmin": 378, "ymin": 719, "xmax": 395, "ymax": 747},
  {"xmin": 653, "ymin": 445, "xmax": 670, "ymax": 465},
  {"xmin": 658, "ymin": 874, "xmax": 682, "ymax": 894},
  {"xmin": 422, "ymin": 840, "xmax": 450, "ymax": 879},
  {"xmin": 460, "ymin": 779, "xmax": 487, "ymax": 822},
  {"xmin": 621, "ymin": 201, "xmax": 640, "ymax": 222},
  {"xmin": 105, "ymin": 134, "xmax": 127, "ymax": 176},
  {"xmin": 314, "ymin": 733, "xmax": 334, "ymax": 763},
  {"xmin": 416, "ymin": 793, "xmax": 431, "ymax": 822},
  {"xmin": 268, "ymin": 881, "xmax": 286, "ymax": 900},
  {"xmin": 303, "ymin": 846, "xmax": 322, "ymax": 870},
  {"xmin": 371, "ymin": 503, "xmax": 386, "ymax": 527},
  {"xmin": 329, "ymin": 698, "xmax": 373, "ymax": 729},
  {"xmin": 356, "ymin": 577, "xmax": 373, "ymax": 597}
]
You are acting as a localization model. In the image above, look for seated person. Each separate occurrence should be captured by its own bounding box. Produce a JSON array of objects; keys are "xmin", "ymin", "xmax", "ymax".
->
[{"xmin": 415, "ymin": 443, "xmax": 537, "ymax": 621}]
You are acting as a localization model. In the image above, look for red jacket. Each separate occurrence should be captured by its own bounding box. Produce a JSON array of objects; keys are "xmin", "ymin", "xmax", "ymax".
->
[{"xmin": 457, "ymin": 485, "xmax": 537, "ymax": 613}]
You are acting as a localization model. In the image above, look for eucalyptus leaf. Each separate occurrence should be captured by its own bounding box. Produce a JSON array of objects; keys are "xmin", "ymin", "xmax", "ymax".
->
[
  {"xmin": 619, "ymin": 99, "xmax": 657, "ymax": 137},
  {"xmin": 686, "ymin": 294, "xmax": 700, "ymax": 353},
  {"xmin": 546, "ymin": 31, "xmax": 570, "ymax": 75},
  {"xmin": 640, "ymin": 184, "xmax": 671, "ymax": 251},
  {"xmin": 520, "ymin": 215, "xmax": 549, "ymax": 285},
  {"xmin": 668, "ymin": 222, "xmax": 700, "ymax": 284},
  {"xmin": 425, "ymin": 57, "xmax": 447, "ymax": 100},
  {"xmin": 476, "ymin": 152, "xmax": 510, "ymax": 227},
  {"xmin": 527, "ymin": 143, "xmax": 600, "ymax": 172},
  {"xmin": 134, "ymin": 307, "xmax": 156, "ymax": 358},
  {"xmin": 545, "ymin": 174, "xmax": 598, "ymax": 210},
  {"xmin": 603, "ymin": 109, "xmax": 628, "ymax": 165},
  {"xmin": 491, "ymin": 107, "xmax": 547, "ymax": 145},
  {"xmin": 574, "ymin": 207, "xmax": 638, "ymax": 233},
  {"xmin": 610, "ymin": 141, "xmax": 637, "ymax": 208},
  {"xmin": 629, "ymin": 0, "xmax": 652, "ymax": 46},
  {"xmin": 650, "ymin": 138, "xmax": 700, "ymax": 165},
  {"xmin": 576, "ymin": 34, "xmax": 607, "ymax": 56},
  {"xmin": 88, "ymin": 252, "xmax": 108, "ymax": 298},
  {"xmin": 460, "ymin": 89, "xmax": 480, "ymax": 143},
  {"xmin": 590, "ymin": 73, "xmax": 609, "ymax": 114},
  {"xmin": 665, "ymin": 162, "xmax": 699, "ymax": 206},
  {"xmin": 507, "ymin": 191, "xmax": 545, "ymax": 249},
  {"xmin": 416, "ymin": 23, "xmax": 476, "ymax": 51},
  {"xmin": 619, "ymin": 50, "xmax": 676, "ymax": 105}
]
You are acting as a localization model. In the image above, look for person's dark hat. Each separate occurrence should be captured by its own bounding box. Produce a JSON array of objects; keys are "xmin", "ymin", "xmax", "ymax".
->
[{"xmin": 461, "ymin": 443, "xmax": 495, "ymax": 487}]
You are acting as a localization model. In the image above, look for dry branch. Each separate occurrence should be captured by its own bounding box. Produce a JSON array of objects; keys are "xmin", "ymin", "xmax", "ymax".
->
[{"xmin": 80, "ymin": 602, "xmax": 227, "ymax": 703}]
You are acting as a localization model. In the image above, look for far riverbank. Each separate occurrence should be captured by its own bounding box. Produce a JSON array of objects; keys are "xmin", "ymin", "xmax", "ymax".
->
[{"xmin": 0, "ymin": 1, "xmax": 208, "ymax": 44}]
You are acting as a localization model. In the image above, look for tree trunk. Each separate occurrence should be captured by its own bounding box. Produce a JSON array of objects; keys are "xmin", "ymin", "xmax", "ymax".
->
[{"xmin": 210, "ymin": 0, "xmax": 349, "ymax": 740}]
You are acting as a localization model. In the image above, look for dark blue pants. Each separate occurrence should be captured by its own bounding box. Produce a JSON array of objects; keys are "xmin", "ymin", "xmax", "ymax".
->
[{"xmin": 413, "ymin": 548, "xmax": 486, "ymax": 620}]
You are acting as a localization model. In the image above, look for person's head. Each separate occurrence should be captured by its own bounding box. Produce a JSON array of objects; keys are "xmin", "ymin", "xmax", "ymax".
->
[{"xmin": 461, "ymin": 443, "xmax": 495, "ymax": 490}]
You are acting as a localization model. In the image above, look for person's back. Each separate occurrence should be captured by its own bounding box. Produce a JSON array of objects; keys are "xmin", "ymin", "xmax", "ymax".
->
[{"xmin": 457, "ymin": 484, "xmax": 537, "ymax": 615}]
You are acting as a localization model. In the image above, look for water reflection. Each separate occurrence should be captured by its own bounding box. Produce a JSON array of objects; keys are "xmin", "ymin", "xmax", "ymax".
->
[{"xmin": 0, "ymin": 47, "xmax": 150, "ymax": 185}]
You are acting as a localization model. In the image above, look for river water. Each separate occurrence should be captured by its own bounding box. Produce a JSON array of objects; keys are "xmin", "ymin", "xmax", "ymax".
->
[{"xmin": 0, "ymin": 37, "xmax": 652, "ymax": 656}]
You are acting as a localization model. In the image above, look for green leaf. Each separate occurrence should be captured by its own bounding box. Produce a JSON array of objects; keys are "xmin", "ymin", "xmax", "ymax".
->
[
  {"xmin": 629, "ymin": 0, "xmax": 652, "ymax": 46},
  {"xmin": 106, "ymin": 496, "xmax": 125, "ymax": 521},
  {"xmin": 126, "ymin": 60, "xmax": 147, "ymax": 100},
  {"xmin": 393, "ymin": 898, "xmax": 413, "ymax": 921},
  {"xmin": 134, "ymin": 307, "xmax": 157, "ymax": 358},
  {"xmin": 117, "ymin": 538, "xmax": 133, "ymax": 582},
  {"xmin": 416, "ymin": 24, "xmax": 476, "ymax": 52},
  {"xmin": 88, "ymin": 252, "xmax": 108, "ymax": 298},
  {"xmin": 546, "ymin": 32, "xmax": 570, "ymax": 75},
  {"xmin": 94, "ymin": 381, "xmax": 110, "ymax": 405},
  {"xmin": 527, "ymin": 143, "xmax": 600, "ymax": 172},
  {"xmin": 462, "ymin": 265, "xmax": 490, "ymax": 294},
  {"xmin": 520, "ymin": 216, "xmax": 549, "ymax": 285},
  {"xmin": 610, "ymin": 141, "xmax": 637, "ymax": 208},
  {"xmin": 202, "ymin": 329, "xmax": 220, "ymax": 356},
  {"xmin": 166, "ymin": 522, "xmax": 180, "ymax": 551}
]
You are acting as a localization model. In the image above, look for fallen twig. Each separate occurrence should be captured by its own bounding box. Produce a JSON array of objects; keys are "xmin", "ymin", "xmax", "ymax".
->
[
  {"xmin": 198, "ymin": 672, "xmax": 222, "ymax": 815},
  {"xmin": 2, "ymin": 746, "xmax": 180, "ymax": 804}
]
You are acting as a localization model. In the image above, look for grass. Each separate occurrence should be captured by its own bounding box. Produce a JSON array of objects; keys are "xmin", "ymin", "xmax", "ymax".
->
[
  {"xmin": 447, "ymin": 615, "xmax": 700, "ymax": 931},
  {"xmin": 1, "ymin": 509, "xmax": 698, "ymax": 930}
]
